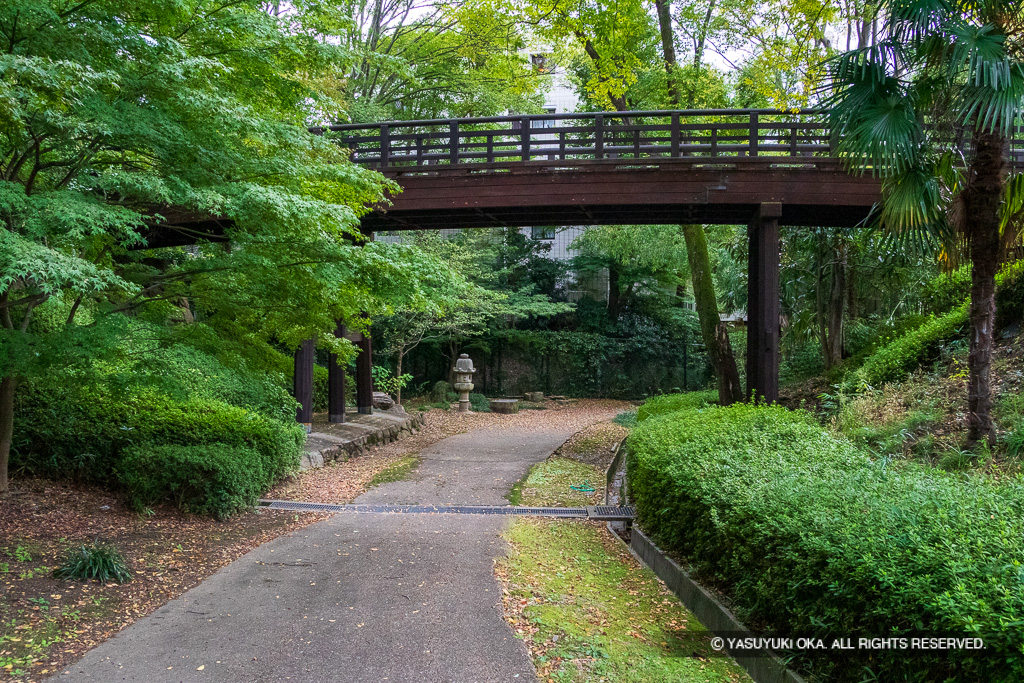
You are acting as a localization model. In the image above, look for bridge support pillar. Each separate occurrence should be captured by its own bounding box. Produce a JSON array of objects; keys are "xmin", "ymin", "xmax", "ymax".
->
[
  {"xmin": 294, "ymin": 338, "xmax": 315, "ymax": 431},
  {"xmin": 354, "ymin": 328, "xmax": 373, "ymax": 414},
  {"xmin": 355, "ymin": 228, "xmax": 375, "ymax": 415},
  {"xmin": 328, "ymin": 320, "xmax": 347, "ymax": 423},
  {"xmin": 746, "ymin": 203, "xmax": 782, "ymax": 404}
]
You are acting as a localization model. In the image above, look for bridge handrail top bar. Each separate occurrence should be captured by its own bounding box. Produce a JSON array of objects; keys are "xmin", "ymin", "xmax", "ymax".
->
[{"xmin": 313, "ymin": 108, "xmax": 826, "ymax": 133}]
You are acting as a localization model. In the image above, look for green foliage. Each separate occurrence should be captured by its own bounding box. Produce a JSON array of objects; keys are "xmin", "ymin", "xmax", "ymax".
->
[
  {"xmin": 843, "ymin": 304, "xmax": 969, "ymax": 391},
  {"xmin": 627, "ymin": 403, "xmax": 1024, "ymax": 682},
  {"xmin": 430, "ymin": 381, "xmax": 455, "ymax": 403},
  {"xmin": 371, "ymin": 366, "xmax": 413, "ymax": 398},
  {"xmin": 469, "ymin": 393, "xmax": 491, "ymax": 412},
  {"xmin": 922, "ymin": 267, "xmax": 972, "ymax": 315},
  {"xmin": 996, "ymin": 261, "xmax": 1024, "ymax": 329},
  {"xmin": 612, "ymin": 411, "xmax": 637, "ymax": 428},
  {"xmin": 12, "ymin": 374, "xmax": 302, "ymax": 486},
  {"xmin": 1005, "ymin": 431, "xmax": 1024, "ymax": 459},
  {"xmin": 636, "ymin": 390, "xmax": 716, "ymax": 422},
  {"xmin": 53, "ymin": 543, "xmax": 132, "ymax": 584},
  {"xmin": 118, "ymin": 443, "xmax": 283, "ymax": 520}
]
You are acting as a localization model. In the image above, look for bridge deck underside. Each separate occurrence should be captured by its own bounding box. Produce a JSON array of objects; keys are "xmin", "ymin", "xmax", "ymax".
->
[{"xmin": 363, "ymin": 159, "xmax": 881, "ymax": 231}]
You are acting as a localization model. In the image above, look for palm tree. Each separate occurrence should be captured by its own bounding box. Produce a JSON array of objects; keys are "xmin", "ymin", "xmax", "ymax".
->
[{"xmin": 827, "ymin": 0, "xmax": 1024, "ymax": 446}]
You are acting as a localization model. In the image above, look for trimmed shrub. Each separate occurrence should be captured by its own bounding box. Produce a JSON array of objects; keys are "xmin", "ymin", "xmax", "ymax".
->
[
  {"xmin": 119, "ymin": 443, "xmax": 275, "ymax": 519},
  {"xmin": 636, "ymin": 390, "xmax": 717, "ymax": 422},
  {"xmin": 12, "ymin": 383, "xmax": 303, "ymax": 485},
  {"xmin": 469, "ymin": 392, "xmax": 490, "ymax": 412},
  {"xmin": 627, "ymin": 403, "xmax": 1024, "ymax": 682},
  {"xmin": 843, "ymin": 304, "xmax": 968, "ymax": 391}
]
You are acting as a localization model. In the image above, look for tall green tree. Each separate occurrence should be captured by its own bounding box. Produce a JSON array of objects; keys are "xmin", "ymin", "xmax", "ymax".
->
[
  {"xmin": 828, "ymin": 0, "xmax": 1024, "ymax": 445},
  {"xmin": 0, "ymin": 0, "xmax": 392, "ymax": 492}
]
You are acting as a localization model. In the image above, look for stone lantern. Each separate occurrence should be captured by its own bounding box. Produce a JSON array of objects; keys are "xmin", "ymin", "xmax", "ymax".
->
[{"xmin": 452, "ymin": 354, "xmax": 476, "ymax": 413}]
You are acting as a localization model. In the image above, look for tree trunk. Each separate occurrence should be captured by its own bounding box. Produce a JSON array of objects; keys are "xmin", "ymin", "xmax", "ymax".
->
[
  {"xmin": 963, "ymin": 130, "xmax": 1007, "ymax": 446},
  {"xmin": 682, "ymin": 224, "xmax": 743, "ymax": 404},
  {"xmin": 655, "ymin": 0, "xmax": 742, "ymax": 404},
  {"xmin": 0, "ymin": 375, "xmax": 16, "ymax": 494},
  {"xmin": 395, "ymin": 352, "xmax": 404, "ymax": 405},
  {"xmin": 826, "ymin": 239, "xmax": 847, "ymax": 368},
  {"xmin": 654, "ymin": 0, "xmax": 679, "ymax": 104},
  {"xmin": 607, "ymin": 265, "xmax": 622, "ymax": 325}
]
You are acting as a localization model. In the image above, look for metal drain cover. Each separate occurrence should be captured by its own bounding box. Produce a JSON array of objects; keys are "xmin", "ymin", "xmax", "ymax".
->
[{"xmin": 257, "ymin": 500, "xmax": 633, "ymax": 520}]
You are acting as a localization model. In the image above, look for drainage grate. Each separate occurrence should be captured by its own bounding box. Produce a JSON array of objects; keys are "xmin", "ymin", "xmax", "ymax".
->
[
  {"xmin": 258, "ymin": 500, "xmax": 630, "ymax": 520},
  {"xmin": 588, "ymin": 505, "xmax": 636, "ymax": 520}
]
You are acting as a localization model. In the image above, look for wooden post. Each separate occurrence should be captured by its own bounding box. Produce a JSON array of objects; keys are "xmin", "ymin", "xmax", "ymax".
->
[
  {"xmin": 380, "ymin": 124, "xmax": 390, "ymax": 169},
  {"xmin": 328, "ymin": 320, "xmax": 347, "ymax": 424},
  {"xmin": 749, "ymin": 112, "xmax": 760, "ymax": 157},
  {"xmin": 294, "ymin": 338, "xmax": 315, "ymax": 430},
  {"xmin": 595, "ymin": 115, "xmax": 604, "ymax": 160},
  {"xmin": 521, "ymin": 117, "xmax": 531, "ymax": 162},
  {"xmin": 746, "ymin": 203, "xmax": 782, "ymax": 403},
  {"xmin": 670, "ymin": 113, "xmax": 681, "ymax": 158},
  {"xmin": 449, "ymin": 120, "xmax": 459, "ymax": 166}
]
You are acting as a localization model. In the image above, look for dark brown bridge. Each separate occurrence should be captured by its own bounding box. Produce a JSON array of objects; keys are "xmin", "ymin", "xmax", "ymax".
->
[
  {"xmin": 163, "ymin": 111, "xmax": 1024, "ymax": 419},
  {"xmin": 328, "ymin": 109, "xmax": 885, "ymax": 231}
]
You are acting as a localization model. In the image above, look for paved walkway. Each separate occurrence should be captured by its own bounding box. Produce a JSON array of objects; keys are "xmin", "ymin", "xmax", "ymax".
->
[{"xmin": 62, "ymin": 415, "xmax": 596, "ymax": 682}]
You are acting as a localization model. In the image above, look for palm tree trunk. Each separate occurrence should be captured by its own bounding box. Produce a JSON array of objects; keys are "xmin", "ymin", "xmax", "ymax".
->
[
  {"xmin": 0, "ymin": 374, "xmax": 16, "ymax": 494},
  {"xmin": 963, "ymin": 131, "xmax": 1007, "ymax": 446},
  {"xmin": 682, "ymin": 224, "xmax": 743, "ymax": 404}
]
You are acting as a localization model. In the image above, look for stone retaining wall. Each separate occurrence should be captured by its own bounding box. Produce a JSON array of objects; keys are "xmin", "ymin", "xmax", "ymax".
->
[{"xmin": 300, "ymin": 408, "xmax": 426, "ymax": 470}]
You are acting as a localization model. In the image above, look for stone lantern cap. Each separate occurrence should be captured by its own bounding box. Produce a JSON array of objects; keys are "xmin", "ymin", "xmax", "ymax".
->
[{"xmin": 453, "ymin": 353, "xmax": 475, "ymax": 374}]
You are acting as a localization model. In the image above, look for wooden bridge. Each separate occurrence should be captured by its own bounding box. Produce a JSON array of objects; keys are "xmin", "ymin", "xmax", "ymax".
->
[{"xmin": 163, "ymin": 110, "xmax": 1024, "ymax": 418}]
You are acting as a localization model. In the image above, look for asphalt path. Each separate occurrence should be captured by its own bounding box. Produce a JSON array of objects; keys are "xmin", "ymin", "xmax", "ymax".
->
[{"xmin": 62, "ymin": 423, "xmax": 571, "ymax": 682}]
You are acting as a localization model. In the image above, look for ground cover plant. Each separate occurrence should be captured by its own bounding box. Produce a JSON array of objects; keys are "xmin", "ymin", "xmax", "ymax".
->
[
  {"xmin": 627, "ymin": 399, "xmax": 1024, "ymax": 682},
  {"xmin": 496, "ymin": 518, "xmax": 750, "ymax": 683},
  {"xmin": 0, "ymin": 479, "xmax": 325, "ymax": 682}
]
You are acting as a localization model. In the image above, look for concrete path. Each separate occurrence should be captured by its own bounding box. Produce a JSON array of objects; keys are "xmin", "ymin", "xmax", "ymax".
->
[
  {"xmin": 63, "ymin": 421, "xmax": 579, "ymax": 682},
  {"xmin": 354, "ymin": 426, "xmax": 580, "ymax": 506}
]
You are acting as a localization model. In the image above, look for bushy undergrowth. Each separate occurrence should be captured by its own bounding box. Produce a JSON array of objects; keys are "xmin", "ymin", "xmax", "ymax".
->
[
  {"xmin": 12, "ymin": 330, "xmax": 303, "ymax": 517},
  {"xmin": 119, "ymin": 443, "xmax": 279, "ymax": 519},
  {"xmin": 636, "ymin": 389, "xmax": 716, "ymax": 422},
  {"xmin": 469, "ymin": 392, "xmax": 490, "ymax": 412},
  {"xmin": 842, "ymin": 304, "xmax": 968, "ymax": 391},
  {"xmin": 627, "ymin": 400, "xmax": 1024, "ymax": 682}
]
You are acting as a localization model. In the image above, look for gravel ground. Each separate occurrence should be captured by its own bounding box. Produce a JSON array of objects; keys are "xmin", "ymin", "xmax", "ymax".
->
[{"xmin": 269, "ymin": 399, "xmax": 632, "ymax": 504}]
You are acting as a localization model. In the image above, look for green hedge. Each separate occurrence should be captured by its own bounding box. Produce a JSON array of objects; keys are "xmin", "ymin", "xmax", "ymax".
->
[
  {"xmin": 13, "ymin": 381, "xmax": 303, "ymax": 487},
  {"xmin": 636, "ymin": 390, "xmax": 717, "ymax": 422},
  {"xmin": 842, "ymin": 303, "xmax": 968, "ymax": 391},
  {"xmin": 627, "ymin": 401, "xmax": 1024, "ymax": 682},
  {"xmin": 119, "ymin": 443, "xmax": 276, "ymax": 519}
]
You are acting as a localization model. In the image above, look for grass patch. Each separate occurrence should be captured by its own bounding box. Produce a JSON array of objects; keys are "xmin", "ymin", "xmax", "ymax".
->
[
  {"xmin": 516, "ymin": 458, "xmax": 603, "ymax": 507},
  {"xmin": 366, "ymin": 454, "xmax": 420, "ymax": 488},
  {"xmin": 497, "ymin": 519, "xmax": 750, "ymax": 683},
  {"xmin": 612, "ymin": 410, "xmax": 637, "ymax": 428}
]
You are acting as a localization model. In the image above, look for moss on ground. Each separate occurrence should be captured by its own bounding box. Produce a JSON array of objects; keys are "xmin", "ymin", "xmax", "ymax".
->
[
  {"xmin": 498, "ymin": 519, "xmax": 750, "ymax": 683},
  {"xmin": 366, "ymin": 455, "xmax": 420, "ymax": 488},
  {"xmin": 515, "ymin": 458, "xmax": 603, "ymax": 507}
]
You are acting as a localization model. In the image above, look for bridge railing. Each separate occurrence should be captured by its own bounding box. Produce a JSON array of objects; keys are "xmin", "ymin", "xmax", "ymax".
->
[{"xmin": 317, "ymin": 110, "xmax": 1024, "ymax": 171}]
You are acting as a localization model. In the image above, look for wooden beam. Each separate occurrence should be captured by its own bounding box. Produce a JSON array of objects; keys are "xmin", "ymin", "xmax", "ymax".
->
[
  {"xmin": 746, "ymin": 203, "xmax": 781, "ymax": 404},
  {"xmin": 294, "ymin": 338, "xmax": 315, "ymax": 429},
  {"xmin": 328, "ymin": 320, "xmax": 347, "ymax": 423}
]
